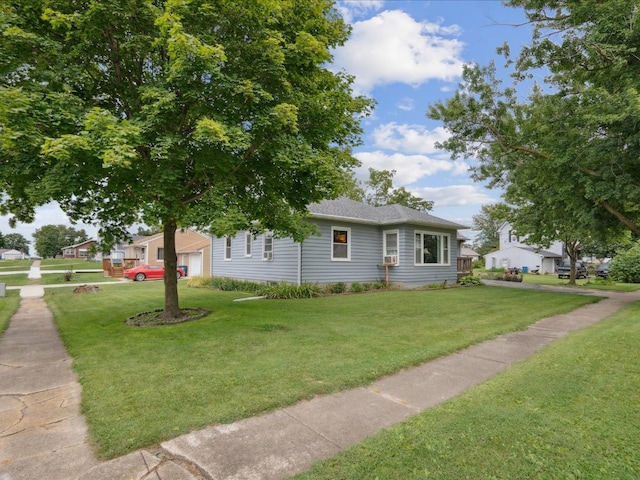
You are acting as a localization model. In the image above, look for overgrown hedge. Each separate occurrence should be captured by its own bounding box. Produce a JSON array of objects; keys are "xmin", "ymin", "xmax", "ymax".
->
[{"xmin": 186, "ymin": 276, "xmax": 393, "ymax": 299}]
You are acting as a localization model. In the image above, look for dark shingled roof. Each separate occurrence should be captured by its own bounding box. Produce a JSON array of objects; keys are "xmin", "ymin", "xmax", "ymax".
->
[{"xmin": 308, "ymin": 197, "xmax": 469, "ymax": 229}]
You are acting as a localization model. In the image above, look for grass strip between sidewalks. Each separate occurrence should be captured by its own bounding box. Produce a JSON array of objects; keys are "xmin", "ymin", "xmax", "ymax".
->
[
  {"xmin": 0, "ymin": 290, "xmax": 20, "ymax": 335},
  {"xmin": 295, "ymin": 301, "xmax": 640, "ymax": 480},
  {"xmin": 47, "ymin": 282, "xmax": 599, "ymax": 459}
]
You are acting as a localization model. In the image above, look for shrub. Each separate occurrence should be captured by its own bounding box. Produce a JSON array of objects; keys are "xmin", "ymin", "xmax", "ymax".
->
[
  {"xmin": 610, "ymin": 243, "xmax": 640, "ymax": 283},
  {"xmin": 63, "ymin": 269, "xmax": 74, "ymax": 282},
  {"xmin": 459, "ymin": 275, "xmax": 482, "ymax": 286},
  {"xmin": 327, "ymin": 282, "xmax": 347, "ymax": 294},
  {"xmin": 264, "ymin": 282, "xmax": 321, "ymax": 299},
  {"xmin": 350, "ymin": 282, "xmax": 364, "ymax": 293}
]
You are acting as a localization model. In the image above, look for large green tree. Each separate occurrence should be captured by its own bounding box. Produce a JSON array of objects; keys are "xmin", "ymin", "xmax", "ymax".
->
[
  {"xmin": 3, "ymin": 232, "xmax": 30, "ymax": 254},
  {"xmin": 471, "ymin": 203, "xmax": 512, "ymax": 256},
  {"xmin": 428, "ymin": 0, "xmax": 640, "ymax": 251},
  {"xmin": 33, "ymin": 225, "xmax": 88, "ymax": 259},
  {"xmin": 344, "ymin": 168, "xmax": 434, "ymax": 211},
  {"xmin": 0, "ymin": 0, "xmax": 371, "ymax": 318}
]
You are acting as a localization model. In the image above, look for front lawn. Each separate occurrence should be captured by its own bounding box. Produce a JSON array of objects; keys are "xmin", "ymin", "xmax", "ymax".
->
[
  {"xmin": 47, "ymin": 282, "xmax": 599, "ymax": 459},
  {"xmin": 0, "ymin": 259, "xmax": 32, "ymax": 272},
  {"xmin": 39, "ymin": 271, "xmax": 122, "ymax": 285},
  {"xmin": 0, "ymin": 290, "xmax": 21, "ymax": 335},
  {"xmin": 296, "ymin": 300, "xmax": 640, "ymax": 480},
  {"xmin": 40, "ymin": 258, "xmax": 102, "ymax": 270},
  {"xmin": 0, "ymin": 273, "xmax": 30, "ymax": 286},
  {"xmin": 522, "ymin": 273, "xmax": 640, "ymax": 291}
]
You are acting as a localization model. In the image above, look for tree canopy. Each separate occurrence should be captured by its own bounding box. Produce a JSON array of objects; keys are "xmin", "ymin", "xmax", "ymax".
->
[
  {"xmin": 428, "ymin": 0, "xmax": 640, "ymax": 251},
  {"xmin": 33, "ymin": 225, "xmax": 88, "ymax": 259},
  {"xmin": 0, "ymin": 0, "xmax": 372, "ymax": 317},
  {"xmin": 344, "ymin": 168, "xmax": 434, "ymax": 211},
  {"xmin": 3, "ymin": 232, "xmax": 30, "ymax": 253},
  {"xmin": 471, "ymin": 203, "xmax": 512, "ymax": 256}
]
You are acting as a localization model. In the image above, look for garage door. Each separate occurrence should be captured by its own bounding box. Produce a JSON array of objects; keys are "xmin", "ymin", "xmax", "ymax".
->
[{"xmin": 189, "ymin": 253, "xmax": 202, "ymax": 277}]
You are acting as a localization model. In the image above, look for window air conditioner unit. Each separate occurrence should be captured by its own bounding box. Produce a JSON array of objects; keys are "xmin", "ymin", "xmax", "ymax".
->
[{"xmin": 383, "ymin": 255, "xmax": 397, "ymax": 265}]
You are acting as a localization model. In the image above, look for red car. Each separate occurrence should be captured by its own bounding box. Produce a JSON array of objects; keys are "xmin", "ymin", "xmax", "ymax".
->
[{"xmin": 123, "ymin": 264, "xmax": 185, "ymax": 281}]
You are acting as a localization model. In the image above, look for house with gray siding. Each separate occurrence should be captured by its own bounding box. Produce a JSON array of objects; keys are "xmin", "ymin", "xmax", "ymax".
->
[{"xmin": 211, "ymin": 197, "xmax": 469, "ymax": 287}]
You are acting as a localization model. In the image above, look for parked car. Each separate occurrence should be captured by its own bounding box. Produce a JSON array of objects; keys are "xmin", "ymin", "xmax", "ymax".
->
[
  {"xmin": 123, "ymin": 264, "xmax": 185, "ymax": 281},
  {"xmin": 557, "ymin": 261, "xmax": 588, "ymax": 279},
  {"xmin": 595, "ymin": 263, "xmax": 609, "ymax": 279}
]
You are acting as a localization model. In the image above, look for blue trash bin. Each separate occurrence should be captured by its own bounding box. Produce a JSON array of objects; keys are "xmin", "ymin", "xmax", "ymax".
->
[
  {"xmin": 521, "ymin": 266, "xmax": 528, "ymax": 273},
  {"xmin": 178, "ymin": 265, "xmax": 188, "ymax": 277}
]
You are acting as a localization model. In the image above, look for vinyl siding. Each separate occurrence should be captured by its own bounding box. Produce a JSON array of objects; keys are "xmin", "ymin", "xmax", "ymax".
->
[
  {"xmin": 210, "ymin": 221, "xmax": 461, "ymax": 287},
  {"xmin": 386, "ymin": 224, "xmax": 459, "ymax": 286},
  {"xmin": 300, "ymin": 220, "xmax": 384, "ymax": 284},
  {"xmin": 211, "ymin": 232, "xmax": 299, "ymax": 283}
]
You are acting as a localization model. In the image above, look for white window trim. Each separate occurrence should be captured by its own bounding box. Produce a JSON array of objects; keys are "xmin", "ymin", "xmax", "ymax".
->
[
  {"xmin": 383, "ymin": 229, "xmax": 399, "ymax": 265},
  {"xmin": 331, "ymin": 226, "xmax": 351, "ymax": 262},
  {"xmin": 245, "ymin": 232, "xmax": 252, "ymax": 257},
  {"xmin": 262, "ymin": 232, "xmax": 273, "ymax": 261},
  {"xmin": 224, "ymin": 236, "xmax": 232, "ymax": 261},
  {"xmin": 414, "ymin": 230, "xmax": 450, "ymax": 266}
]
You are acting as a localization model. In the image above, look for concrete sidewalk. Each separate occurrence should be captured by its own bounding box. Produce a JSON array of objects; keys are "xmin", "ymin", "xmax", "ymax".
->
[{"xmin": 1, "ymin": 284, "xmax": 638, "ymax": 480}]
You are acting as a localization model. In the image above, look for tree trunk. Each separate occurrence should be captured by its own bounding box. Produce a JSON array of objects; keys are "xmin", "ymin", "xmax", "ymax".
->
[
  {"xmin": 163, "ymin": 219, "xmax": 181, "ymax": 318},
  {"xmin": 565, "ymin": 239, "xmax": 580, "ymax": 286}
]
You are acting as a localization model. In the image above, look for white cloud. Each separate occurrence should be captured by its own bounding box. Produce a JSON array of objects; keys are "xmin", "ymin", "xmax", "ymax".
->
[
  {"xmin": 414, "ymin": 184, "xmax": 495, "ymax": 207},
  {"xmin": 354, "ymin": 150, "xmax": 465, "ymax": 185},
  {"xmin": 373, "ymin": 122, "xmax": 449, "ymax": 154},
  {"xmin": 337, "ymin": 0, "xmax": 384, "ymax": 24},
  {"xmin": 396, "ymin": 97, "xmax": 414, "ymax": 111},
  {"xmin": 332, "ymin": 10, "xmax": 465, "ymax": 93}
]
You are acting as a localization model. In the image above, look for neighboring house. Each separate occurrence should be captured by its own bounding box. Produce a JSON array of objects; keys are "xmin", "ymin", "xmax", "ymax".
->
[
  {"xmin": 0, "ymin": 249, "xmax": 25, "ymax": 260},
  {"xmin": 61, "ymin": 240, "xmax": 96, "ymax": 259},
  {"xmin": 484, "ymin": 222, "xmax": 563, "ymax": 273},
  {"xmin": 126, "ymin": 229, "xmax": 211, "ymax": 277},
  {"xmin": 460, "ymin": 247, "xmax": 480, "ymax": 262},
  {"xmin": 210, "ymin": 197, "xmax": 470, "ymax": 287}
]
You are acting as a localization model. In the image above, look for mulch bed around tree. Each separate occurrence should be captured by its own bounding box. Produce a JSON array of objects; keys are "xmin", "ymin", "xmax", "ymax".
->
[{"xmin": 125, "ymin": 308, "xmax": 209, "ymax": 327}]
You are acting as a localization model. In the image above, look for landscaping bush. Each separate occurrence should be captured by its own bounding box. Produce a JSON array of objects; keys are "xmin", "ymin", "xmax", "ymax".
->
[
  {"xmin": 459, "ymin": 275, "xmax": 482, "ymax": 286},
  {"xmin": 610, "ymin": 243, "xmax": 640, "ymax": 283}
]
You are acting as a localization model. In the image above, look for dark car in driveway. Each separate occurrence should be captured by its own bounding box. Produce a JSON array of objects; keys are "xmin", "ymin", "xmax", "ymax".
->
[
  {"xmin": 596, "ymin": 263, "xmax": 609, "ymax": 279},
  {"xmin": 557, "ymin": 261, "xmax": 588, "ymax": 279}
]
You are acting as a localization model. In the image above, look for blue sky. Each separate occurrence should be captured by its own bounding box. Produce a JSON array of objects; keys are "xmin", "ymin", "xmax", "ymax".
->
[
  {"xmin": 2, "ymin": 1, "xmax": 534, "ymax": 252},
  {"xmin": 333, "ymin": 0, "xmax": 533, "ymax": 229}
]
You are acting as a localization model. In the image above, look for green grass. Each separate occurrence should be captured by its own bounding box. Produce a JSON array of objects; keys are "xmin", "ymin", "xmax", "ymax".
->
[
  {"xmin": 47, "ymin": 282, "xmax": 599, "ymax": 459},
  {"xmin": 39, "ymin": 272, "xmax": 122, "ymax": 285},
  {"xmin": 0, "ymin": 273, "xmax": 31, "ymax": 286},
  {"xmin": 40, "ymin": 258, "xmax": 102, "ymax": 270},
  {"xmin": 295, "ymin": 301, "xmax": 640, "ymax": 480},
  {"xmin": 0, "ymin": 259, "xmax": 32, "ymax": 272},
  {"xmin": 0, "ymin": 290, "xmax": 21, "ymax": 336},
  {"xmin": 521, "ymin": 273, "xmax": 640, "ymax": 291}
]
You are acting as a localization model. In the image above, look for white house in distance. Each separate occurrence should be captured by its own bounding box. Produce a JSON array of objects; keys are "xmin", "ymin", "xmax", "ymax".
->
[
  {"xmin": 484, "ymin": 222, "xmax": 564, "ymax": 274},
  {"xmin": 0, "ymin": 249, "xmax": 26, "ymax": 260}
]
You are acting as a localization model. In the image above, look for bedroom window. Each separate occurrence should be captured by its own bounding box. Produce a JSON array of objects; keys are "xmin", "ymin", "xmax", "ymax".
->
[
  {"xmin": 332, "ymin": 227, "xmax": 350, "ymax": 261},
  {"xmin": 263, "ymin": 232, "xmax": 273, "ymax": 261},
  {"xmin": 245, "ymin": 232, "xmax": 252, "ymax": 257},
  {"xmin": 414, "ymin": 231, "xmax": 450, "ymax": 265},
  {"xmin": 157, "ymin": 247, "xmax": 164, "ymax": 261},
  {"xmin": 224, "ymin": 237, "xmax": 232, "ymax": 260},
  {"xmin": 383, "ymin": 230, "xmax": 399, "ymax": 265}
]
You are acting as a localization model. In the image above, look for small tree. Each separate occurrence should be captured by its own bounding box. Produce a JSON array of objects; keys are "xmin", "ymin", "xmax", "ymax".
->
[{"xmin": 609, "ymin": 243, "xmax": 640, "ymax": 283}]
